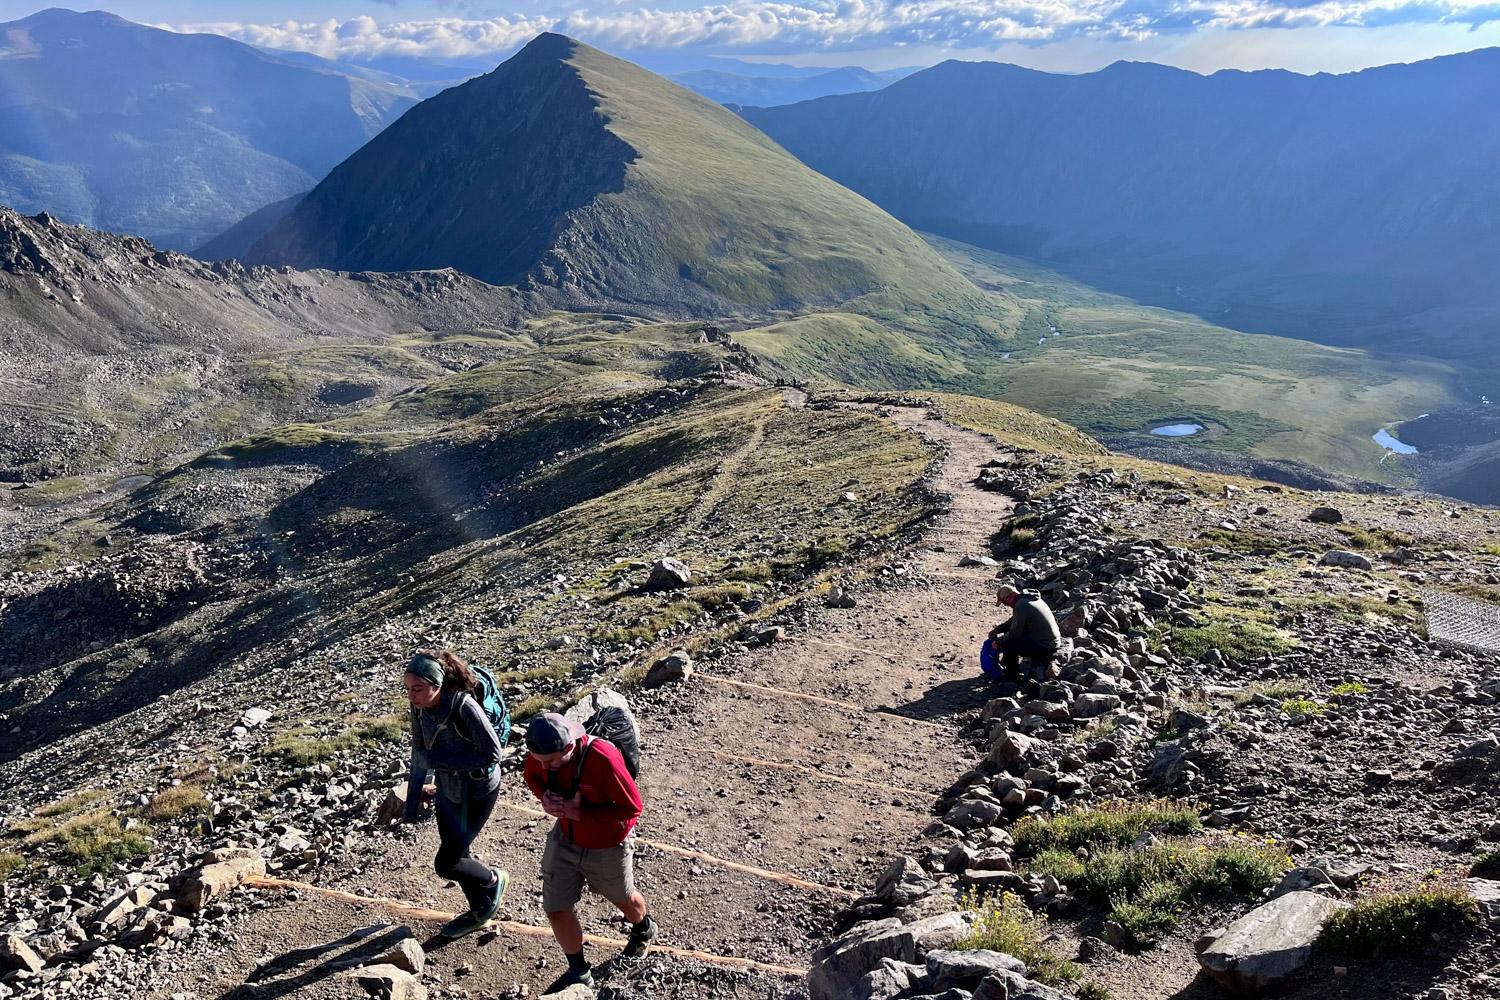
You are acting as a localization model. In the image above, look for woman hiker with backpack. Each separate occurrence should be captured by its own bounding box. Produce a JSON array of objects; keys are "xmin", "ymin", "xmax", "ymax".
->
[{"xmin": 402, "ymin": 650, "xmax": 510, "ymax": 938}]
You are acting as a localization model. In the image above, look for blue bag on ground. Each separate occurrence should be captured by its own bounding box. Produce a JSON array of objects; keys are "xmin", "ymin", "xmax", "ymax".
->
[{"xmin": 980, "ymin": 639, "xmax": 1001, "ymax": 679}]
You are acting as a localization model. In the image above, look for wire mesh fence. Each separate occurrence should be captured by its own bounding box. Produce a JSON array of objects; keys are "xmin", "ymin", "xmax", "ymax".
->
[{"xmin": 1423, "ymin": 588, "xmax": 1500, "ymax": 652}]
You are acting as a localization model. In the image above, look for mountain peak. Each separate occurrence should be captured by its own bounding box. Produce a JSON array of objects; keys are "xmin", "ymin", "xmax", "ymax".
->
[
  {"xmin": 11, "ymin": 8, "xmax": 133, "ymax": 28},
  {"xmin": 246, "ymin": 35, "xmax": 981, "ymax": 318},
  {"xmin": 516, "ymin": 31, "xmax": 579, "ymax": 57}
]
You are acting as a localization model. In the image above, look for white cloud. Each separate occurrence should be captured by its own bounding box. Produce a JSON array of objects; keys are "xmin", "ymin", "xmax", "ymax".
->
[{"xmin": 165, "ymin": 0, "xmax": 1500, "ymax": 62}]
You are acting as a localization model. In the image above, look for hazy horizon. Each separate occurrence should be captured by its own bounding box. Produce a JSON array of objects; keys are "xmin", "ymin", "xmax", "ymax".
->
[{"xmin": 1, "ymin": 3, "xmax": 1498, "ymax": 77}]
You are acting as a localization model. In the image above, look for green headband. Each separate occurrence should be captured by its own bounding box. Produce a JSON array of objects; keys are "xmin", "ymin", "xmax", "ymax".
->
[{"xmin": 406, "ymin": 655, "xmax": 444, "ymax": 688}]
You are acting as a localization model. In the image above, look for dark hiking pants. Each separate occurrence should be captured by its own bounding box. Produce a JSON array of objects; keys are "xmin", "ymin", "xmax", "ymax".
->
[
  {"xmin": 997, "ymin": 636, "xmax": 1057, "ymax": 682},
  {"xmin": 434, "ymin": 782, "xmax": 500, "ymax": 914}
]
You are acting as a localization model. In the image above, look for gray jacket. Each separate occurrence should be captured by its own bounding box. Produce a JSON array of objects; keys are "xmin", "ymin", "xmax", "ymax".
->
[
  {"xmin": 404, "ymin": 689, "xmax": 502, "ymax": 821},
  {"xmin": 1002, "ymin": 591, "xmax": 1061, "ymax": 652}
]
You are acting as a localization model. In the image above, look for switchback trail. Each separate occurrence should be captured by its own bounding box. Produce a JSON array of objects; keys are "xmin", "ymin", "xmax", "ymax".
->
[{"xmin": 187, "ymin": 401, "xmax": 1014, "ymax": 1000}]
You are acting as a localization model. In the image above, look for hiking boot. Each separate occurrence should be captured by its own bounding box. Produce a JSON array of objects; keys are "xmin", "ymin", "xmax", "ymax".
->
[
  {"xmin": 439, "ymin": 869, "xmax": 507, "ymax": 939},
  {"xmin": 622, "ymin": 915, "xmax": 658, "ymax": 958},
  {"xmin": 542, "ymin": 967, "xmax": 595, "ymax": 994},
  {"xmin": 481, "ymin": 867, "xmax": 509, "ymax": 920}
]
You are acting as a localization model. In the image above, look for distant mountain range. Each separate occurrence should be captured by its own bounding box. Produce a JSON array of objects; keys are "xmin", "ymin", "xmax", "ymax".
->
[
  {"xmin": 669, "ymin": 66, "xmax": 911, "ymax": 106},
  {"xmin": 244, "ymin": 34, "xmax": 982, "ymax": 320},
  {"xmin": 742, "ymin": 52, "xmax": 1500, "ymax": 362},
  {"xmin": 0, "ymin": 8, "xmax": 417, "ymax": 250}
]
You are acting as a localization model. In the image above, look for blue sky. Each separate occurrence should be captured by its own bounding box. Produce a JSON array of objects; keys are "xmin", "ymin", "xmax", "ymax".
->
[{"xmin": 3, "ymin": 2, "xmax": 1499, "ymax": 73}]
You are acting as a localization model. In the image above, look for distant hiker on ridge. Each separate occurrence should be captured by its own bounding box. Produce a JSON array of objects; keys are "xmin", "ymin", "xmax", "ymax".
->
[
  {"xmin": 985, "ymin": 584, "xmax": 1061, "ymax": 684},
  {"xmin": 524, "ymin": 712, "xmax": 656, "ymax": 991},
  {"xmin": 402, "ymin": 650, "xmax": 510, "ymax": 938}
]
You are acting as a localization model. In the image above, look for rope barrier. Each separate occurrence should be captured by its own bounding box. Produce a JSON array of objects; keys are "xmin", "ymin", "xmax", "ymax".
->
[
  {"xmin": 489, "ymin": 801, "xmax": 859, "ymax": 899},
  {"xmin": 698, "ymin": 674, "xmax": 952, "ymax": 731},
  {"xmin": 243, "ymin": 874, "xmax": 806, "ymax": 977}
]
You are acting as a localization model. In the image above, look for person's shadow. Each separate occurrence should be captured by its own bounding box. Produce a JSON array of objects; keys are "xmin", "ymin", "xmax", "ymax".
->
[
  {"xmin": 882, "ymin": 674, "xmax": 1008, "ymax": 722},
  {"xmin": 216, "ymin": 924, "xmax": 412, "ymax": 999}
]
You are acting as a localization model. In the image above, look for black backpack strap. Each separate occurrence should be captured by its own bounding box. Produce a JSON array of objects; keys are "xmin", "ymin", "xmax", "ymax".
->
[{"xmin": 573, "ymin": 735, "xmax": 592, "ymax": 789}]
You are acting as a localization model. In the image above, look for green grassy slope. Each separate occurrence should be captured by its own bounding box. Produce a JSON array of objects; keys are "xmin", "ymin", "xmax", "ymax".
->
[{"xmin": 733, "ymin": 237, "xmax": 1457, "ymax": 483}]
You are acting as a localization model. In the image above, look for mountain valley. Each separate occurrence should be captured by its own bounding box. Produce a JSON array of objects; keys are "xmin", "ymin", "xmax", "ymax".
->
[{"xmin": 0, "ymin": 17, "xmax": 1498, "ymax": 1000}]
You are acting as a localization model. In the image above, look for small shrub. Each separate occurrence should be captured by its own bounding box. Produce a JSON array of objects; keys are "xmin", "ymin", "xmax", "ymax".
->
[
  {"xmin": 49, "ymin": 812, "xmax": 151, "ymax": 875},
  {"xmin": 1027, "ymin": 839, "xmax": 1289, "ymax": 950},
  {"xmin": 141, "ymin": 784, "xmax": 208, "ymax": 822},
  {"xmin": 1029, "ymin": 848, "xmax": 1086, "ymax": 883},
  {"xmin": 724, "ymin": 561, "xmax": 773, "ymax": 582},
  {"xmin": 1169, "ymin": 607, "xmax": 1296, "ymax": 663},
  {"xmin": 512, "ymin": 694, "xmax": 553, "ymax": 720},
  {"xmin": 694, "ymin": 582, "xmax": 751, "ymax": 611},
  {"xmin": 1077, "ymin": 983, "xmax": 1113, "ymax": 1000},
  {"xmin": 956, "ymin": 889, "xmax": 1080, "ymax": 986},
  {"xmin": 1281, "ymin": 698, "xmax": 1324, "ymax": 717},
  {"xmin": 1231, "ymin": 681, "xmax": 1305, "ymax": 705},
  {"xmin": 1189, "ymin": 528, "xmax": 1285, "ymax": 556},
  {"xmin": 1109, "ymin": 893, "xmax": 1181, "ymax": 947},
  {"xmin": 1469, "ymin": 852, "xmax": 1500, "ymax": 879},
  {"xmin": 0, "ymin": 852, "xmax": 22, "ymax": 882},
  {"xmin": 35, "ymin": 789, "xmax": 109, "ymax": 818},
  {"xmin": 1329, "ymin": 681, "xmax": 1369, "ymax": 697},
  {"xmin": 1338, "ymin": 526, "xmax": 1414, "ymax": 551},
  {"xmin": 265, "ymin": 713, "xmax": 410, "ymax": 765},
  {"xmin": 1322, "ymin": 887, "xmax": 1479, "ymax": 956},
  {"xmin": 600, "ymin": 599, "xmax": 704, "ymax": 644},
  {"xmin": 1010, "ymin": 527, "xmax": 1037, "ymax": 547},
  {"xmin": 352, "ymin": 714, "xmax": 406, "ymax": 743},
  {"xmin": 806, "ymin": 538, "xmax": 850, "ymax": 567},
  {"xmin": 1013, "ymin": 800, "xmax": 1202, "ymax": 855}
]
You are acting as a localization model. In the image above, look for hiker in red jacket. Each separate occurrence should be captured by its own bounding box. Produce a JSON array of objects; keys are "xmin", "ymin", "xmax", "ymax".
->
[{"xmin": 523, "ymin": 713, "xmax": 655, "ymax": 992}]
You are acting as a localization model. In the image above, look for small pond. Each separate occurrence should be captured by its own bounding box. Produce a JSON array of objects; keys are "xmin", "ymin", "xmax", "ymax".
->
[
  {"xmin": 1373, "ymin": 427, "xmax": 1418, "ymax": 454},
  {"xmin": 1150, "ymin": 422, "xmax": 1205, "ymax": 438}
]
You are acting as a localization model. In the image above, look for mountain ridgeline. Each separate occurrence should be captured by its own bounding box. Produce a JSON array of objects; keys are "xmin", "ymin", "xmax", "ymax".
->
[
  {"xmin": 0, "ymin": 8, "xmax": 418, "ymax": 251},
  {"xmin": 741, "ymin": 52, "xmax": 1500, "ymax": 362},
  {"xmin": 246, "ymin": 34, "xmax": 985, "ymax": 320}
]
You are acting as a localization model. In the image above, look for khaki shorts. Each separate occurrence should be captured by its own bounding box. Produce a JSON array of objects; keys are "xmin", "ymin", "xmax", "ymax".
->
[{"xmin": 541, "ymin": 824, "xmax": 637, "ymax": 912}]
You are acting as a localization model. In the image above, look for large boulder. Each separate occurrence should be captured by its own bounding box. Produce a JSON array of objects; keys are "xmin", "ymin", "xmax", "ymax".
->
[
  {"xmin": 176, "ymin": 854, "xmax": 266, "ymax": 913},
  {"xmin": 1308, "ymin": 506, "xmax": 1344, "ymax": 524},
  {"xmin": 854, "ymin": 959, "xmax": 926, "ymax": 1000},
  {"xmin": 988, "ymin": 731, "xmax": 1041, "ymax": 770},
  {"xmin": 1320, "ymin": 550, "xmax": 1374, "ymax": 571},
  {"xmin": 0, "ymin": 933, "xmax": 44, "ymax": 973},
  {"xmin": 565, "ymin": 686, "xmax": 635, "ymax": 728},
  {"xmin": 925, "ymin": 948, "xmax": 1026, "ymax": 990},
  {"xmin": 347, "ymin": 963, "xmax": 426, "ymax": 1000},
  {"xmin": 1468, "ymin": 879, "xmax": 1500, "ymax": 925},
  {"xmin": 642, "ymin": 649, "xmax": 693, "ymax": 688},
  {"xmin": 373, "ymin": 937, "xmax": 426, "ymax": 975},
  {"xmin": 376, "ymin": 782, "xmax": 410, "ymax": 826},
  {"xmin": 807, "ymin": 912, "xmax": 969, "ymax": 1000},
  {"xmin": 1070, "ymin": 693, "xmax": 1121, "ymax": 719},
  {"xmin": 646, "ymin": 557, "xmax": 692, "ymax": 591},
  {"xmin": 95, "ymin": 886, "xmax": 157, "ymax": 931},
  {"xmin": 1198, "ymin": 891, "xmax": 1349, "ymax": 995},
  {"xmin": 875, "ymin": 855, "xmax": 936, "ymax": 907}
]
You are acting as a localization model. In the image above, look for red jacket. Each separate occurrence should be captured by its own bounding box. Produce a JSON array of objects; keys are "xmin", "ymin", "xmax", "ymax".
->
[{"xmin": 524, "ymin": 735, "xmax": 642, "ymax": 848}]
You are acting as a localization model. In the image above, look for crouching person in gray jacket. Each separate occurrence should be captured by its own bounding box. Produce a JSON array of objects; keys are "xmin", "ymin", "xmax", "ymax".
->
[{"xmin": 990, "ymin": 584, "xmax": 1061, "ymax": 683}]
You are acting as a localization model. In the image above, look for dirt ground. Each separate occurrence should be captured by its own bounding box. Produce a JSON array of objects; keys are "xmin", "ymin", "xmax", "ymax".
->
[{"xmin": 153, "ymin": 404, "xmax": 1018, "ymax": 999}]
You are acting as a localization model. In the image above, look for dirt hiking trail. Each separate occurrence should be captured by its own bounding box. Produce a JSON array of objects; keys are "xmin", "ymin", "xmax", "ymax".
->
[{"xmin": 179, "ymin": 403, "xmax": 1016, "ymax": 1000}]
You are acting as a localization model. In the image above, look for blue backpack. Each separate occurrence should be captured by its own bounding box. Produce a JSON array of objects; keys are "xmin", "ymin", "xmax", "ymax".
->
[{"xmin": 466, "ymin": 663, "xmax": 511, "ymax": 746}]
